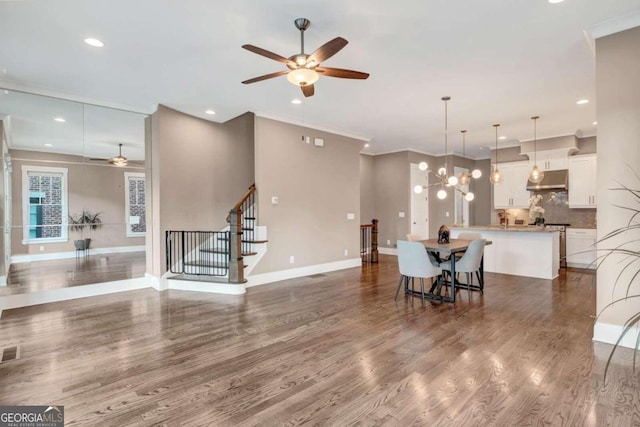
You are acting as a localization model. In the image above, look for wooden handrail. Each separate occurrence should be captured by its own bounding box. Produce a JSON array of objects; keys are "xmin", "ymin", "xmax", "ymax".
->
[{"xmin": 233, "ymin": 183, "xmax": 256, "ymax": 212}]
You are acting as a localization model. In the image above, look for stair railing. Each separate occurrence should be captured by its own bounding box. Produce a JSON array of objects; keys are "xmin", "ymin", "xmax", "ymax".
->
[
  {"xmin": 227, "ymin": 183, "xmax": 256, "ymax": 283},
  {"xmin": 166, "ymin": 230, "xmax": 230, "ymax": 276},
  {"xmin": 360, "ymin": 219, "xmax": 379, "ymax": 263}
]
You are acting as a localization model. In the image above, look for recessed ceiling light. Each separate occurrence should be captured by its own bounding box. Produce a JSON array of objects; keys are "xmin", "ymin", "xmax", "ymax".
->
[
  {"xmin": 592, "ymin": 121, "xmax": 598, "ymax": 125},
  {"xmin": 291, "ymin": 99, "xmax": 302, "ymax": 105},
  {"xmin": 576, "ymin": 99, "xmax": 590, "ymax": 105},
  {"xmin": 498, "ymin": 136, "xmax": 507, "ymax": 140},
  {"xmin": 84, "ymin": 38, "xmax": 104, "ymax": 47},
  {"xmin": 205, "ymin": 109, "xmax": 216, "ymax": 115},
  {"xmin": 364, "ymin": 143, "xmax": 370, "ymax": 148},
  {"xmin": 44, "ymin": 143, "xmax": 53, "ymax": 147},
  {"xmin": 53, "ymin": 117, "xmax": 66, "ymax": 123},
  {"xmin": 548, "ymin": 0, "xmax": 564, "ymax": 3}
]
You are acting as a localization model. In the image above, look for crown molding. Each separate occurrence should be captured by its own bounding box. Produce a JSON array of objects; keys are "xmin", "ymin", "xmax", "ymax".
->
[{"xmin": 584, "ymin": 10, "xmax": 640, "ymax": 54}]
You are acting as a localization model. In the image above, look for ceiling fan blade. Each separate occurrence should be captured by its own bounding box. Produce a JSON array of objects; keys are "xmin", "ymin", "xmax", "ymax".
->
[
  {"xmin": 242, "ymin": 45, "xmax": 295, "ymax": 67},
  {"xmin": 301, "ymin": 84, "xmax": 315, "ymax": 97},
  {"xmin": 242, "ymin": 70, "xmax": 289, "ymax": 84},
  {"xmin": 316, "ymin": 67, "xmax": 369, "ymax": 79},
  {"xmin": 308, "ymin": 37, "xmax": 348, "ymax": 64}
]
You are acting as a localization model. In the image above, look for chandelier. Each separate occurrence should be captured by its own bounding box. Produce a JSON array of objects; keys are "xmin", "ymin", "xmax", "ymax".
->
[{"xmin": 413, "ymin": 96, "xmax": 475, "ymax": 201}]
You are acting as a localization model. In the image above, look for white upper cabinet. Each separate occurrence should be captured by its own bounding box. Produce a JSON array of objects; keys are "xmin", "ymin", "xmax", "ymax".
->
[
  {"xmin": 493, "ymin": 161, "xmax": 531, "ymax": 209},
  {"xmin": 523, "ymin": 148, "xmax": 576, "ymax": 172},
  {"xmin": 568, "ymin": 154, "xmax": 597, "ymax": 208}
]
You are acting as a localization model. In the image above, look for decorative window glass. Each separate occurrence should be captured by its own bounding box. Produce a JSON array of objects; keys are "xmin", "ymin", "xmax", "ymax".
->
[
  {"xmin": 125, "ymin": 172, "xmax": 146, "ymax": 236},
  {"xmin": 22, "ymin": 165, "xmax": 68, "ymax": 244}
]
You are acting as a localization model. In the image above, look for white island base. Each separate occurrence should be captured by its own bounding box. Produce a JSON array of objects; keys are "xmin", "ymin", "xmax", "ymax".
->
[{"xmin": 450, "ymin": 227, "xmax": 560, "ymax": 280}]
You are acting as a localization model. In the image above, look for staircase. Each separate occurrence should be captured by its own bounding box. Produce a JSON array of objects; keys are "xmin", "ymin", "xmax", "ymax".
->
[{"xmin": 166, "ymin": 184, "xmax": 267, "ymax": 284}]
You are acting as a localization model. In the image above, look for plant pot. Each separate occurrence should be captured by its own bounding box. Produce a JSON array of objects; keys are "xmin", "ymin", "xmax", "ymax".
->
[{"xmin": 74, "ymin": 238, "xmax": 91, "ymax": 250}]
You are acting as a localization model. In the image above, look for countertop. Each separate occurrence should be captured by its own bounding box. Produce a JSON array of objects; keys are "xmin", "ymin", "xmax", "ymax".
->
[{"xmin": 449, "ymin": 225, "xmax": 559, "ymax": 233}]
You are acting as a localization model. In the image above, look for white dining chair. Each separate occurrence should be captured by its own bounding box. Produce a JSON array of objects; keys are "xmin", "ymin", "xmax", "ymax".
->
[
  {"xmin": 396, "ymin": 240, "xmax": 443, "ymax": 306},
  {"xmin": 457, "ymin": 232, "xmax": 482, "ymax": 240},
  {"xmin": 440, "ymin": 239, "xmax": 486, "ymax": 297}
]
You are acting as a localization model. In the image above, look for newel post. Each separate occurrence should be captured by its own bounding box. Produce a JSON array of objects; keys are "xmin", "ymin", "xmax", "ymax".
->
[
  {"xmin": 228, "ymin": 208, "xmax": 246, "ymax": 283},
  {"xmin": 371, "ymin": 219, "xmax": 379, "ymax": 263}
]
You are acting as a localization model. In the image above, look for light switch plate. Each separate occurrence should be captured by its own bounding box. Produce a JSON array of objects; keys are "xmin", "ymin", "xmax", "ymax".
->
[
  {"xmin": 271, "ymin": 196, "xmax": 279, "ymax": 205},
  {"xmin": 347, "ymin": 213, "xmax": 355, "ymax": 220},
  {"xmin": 399, "ymin": 212, "xmax": 405, "ymax": 218},
  {"xmin": 314, "ymin": 137, "xmax": 324, "ymax": 147}
]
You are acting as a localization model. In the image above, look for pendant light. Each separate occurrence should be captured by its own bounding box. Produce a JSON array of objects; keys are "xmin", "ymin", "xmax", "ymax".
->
[
  {"xmin": 458, "ymin": 130, "xmax": 476, "ymax": 201},
  {"xmin": 442, "ymin": 96, "xmax": 458, "ymax": 188},
  {"xmin": 528, "ymin": 115, "xmax": 544, "ymax": 184},
  {"xmin": 490, "ymin": 124, "xmax": 503, "ymax": 184},
  {"xmin": 458, "ymin": 130, "xmax": 471, "ymax": 185}
]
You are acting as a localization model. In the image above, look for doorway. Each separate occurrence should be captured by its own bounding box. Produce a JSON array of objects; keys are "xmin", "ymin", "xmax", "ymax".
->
[{"xmin": 410, "ymin": 163, "xmax": 429, "ymax": 238}]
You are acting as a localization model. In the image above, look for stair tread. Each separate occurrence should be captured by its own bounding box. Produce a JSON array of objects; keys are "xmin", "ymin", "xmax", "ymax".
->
[
  {"xmin": 217, "ymin": 238, "xmax": 268, "ymax": 244},
  {"xmin": 199, "ymin": 248, "xmax": 257, "ymax": 256}
]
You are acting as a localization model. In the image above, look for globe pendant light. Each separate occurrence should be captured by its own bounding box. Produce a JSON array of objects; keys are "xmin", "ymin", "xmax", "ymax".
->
[
  {"xmin": 490, "ymin": 124, "xmax": 503, "ymax": 184},
  {"xmin": 458, "ymin": 130, "xmax": 476, "ymax": 201},
  {"xmin": 528, "ymin": 115, "xmax": 545, "ymax": 184}
]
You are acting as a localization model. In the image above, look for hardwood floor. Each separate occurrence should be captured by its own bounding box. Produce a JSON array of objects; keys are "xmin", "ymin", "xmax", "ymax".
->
[
  {"xmin": 0, "ymin": 256, "xmax": 638, "ymax": 426},
  {"xmin": 0, "ymin": 252, "xmax": 146, "ymax": 296}
]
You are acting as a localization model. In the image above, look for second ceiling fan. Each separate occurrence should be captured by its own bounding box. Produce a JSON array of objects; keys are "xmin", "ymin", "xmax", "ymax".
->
[{"xmin": 242, "ymin": 18, "xmax": 369, "ymax": 97}]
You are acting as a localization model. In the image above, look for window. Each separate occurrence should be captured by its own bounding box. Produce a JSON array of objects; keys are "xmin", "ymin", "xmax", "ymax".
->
[
  {"xmin": 125, "ymin": 172, "xmax": 146, "ymax": 236},
  {"xmin": 22, "ymin": 165, "xmax": 68, "ymax": 244}
]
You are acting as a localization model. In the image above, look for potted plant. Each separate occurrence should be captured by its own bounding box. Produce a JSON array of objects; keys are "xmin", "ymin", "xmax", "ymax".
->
[
  {"xmin": 597, "ymin": 173, "xmax": 640, "ymax": 381},
  {"xmin": 529, "ymin": 194, "xmax": 545, "ymax": 227},
  {"xmin": 68, "ymin": 210, "xmax": 102, "ymax": 250}
]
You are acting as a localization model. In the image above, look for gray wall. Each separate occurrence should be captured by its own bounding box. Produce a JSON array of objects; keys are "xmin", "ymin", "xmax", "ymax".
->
[
  {"xmin": 0, "ymin": 121, "xmax": 5, "ymax": 277},
  {"xmin": 471, "ymin": 158, "xmax": 491, "ymax": 226},
  {"xmin": 10, "ymin": 149, "xmax": 145, "ymax": 255},
  {"xmin": 360, "ymin": 154, "xmax": 375, "ymax": 224},
  {"xmin": 253, "ymin": 117, "xmax": 363, "ymax": 274},
  {"xmin": 595, "ymin": 26, "xmax": 640, "ymax": 329},
  {"xmin": 149, "ymin": 106, "xmax": 255, "ymax": 277}
]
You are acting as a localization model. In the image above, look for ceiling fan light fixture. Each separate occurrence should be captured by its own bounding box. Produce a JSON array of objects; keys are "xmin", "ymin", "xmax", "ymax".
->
[{"xmin": 287, "ymin": 68, "xmax": 319, "ymax": 86}]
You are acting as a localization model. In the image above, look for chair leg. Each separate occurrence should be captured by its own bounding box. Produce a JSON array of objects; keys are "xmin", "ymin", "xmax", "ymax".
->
[
  {"xmin": 395, "ymin": 275, "xmax": 404, "ymax": 301},
  {"xmin": 476, "ymin": 271, "xmax": 484, "ymax": 293},
  {"xmin": 420, "ymin": 278, "xmax": 425, "ymax": 307},
  {"xmin": 466, "ymin": 272, "xmax": 472, "ymax": 297}
]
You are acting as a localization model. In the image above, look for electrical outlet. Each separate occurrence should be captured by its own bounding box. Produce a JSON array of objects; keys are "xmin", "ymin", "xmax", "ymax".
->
[
  {"xmin": 39, "ymin": 246, "xmax": 44, "ymax": 251},
  {"xmin": 387, "ymin": 239, "xmax": 391, "ymax": 245},
  {"xmin": 445, "ymin": 211, "xmax": 450, "ymax": 217},
  {"xmin": 289, "ymin": 255, "xmax": 295, "ymax": 264},
  {"xmin": 344, "ymin": 249, "xmax": 348, "ymax": 256}
]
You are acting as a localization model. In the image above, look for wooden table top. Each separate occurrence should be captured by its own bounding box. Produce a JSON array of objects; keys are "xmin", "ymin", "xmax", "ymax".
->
[{"xmin": 419, "ymin": 238, "xmax": 492, "ymax": 254}]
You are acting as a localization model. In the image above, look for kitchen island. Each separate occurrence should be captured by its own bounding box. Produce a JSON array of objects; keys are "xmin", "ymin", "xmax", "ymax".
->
[{"xmin": 450, "ymin": 226, "xmax": 560, "ymax": 280}]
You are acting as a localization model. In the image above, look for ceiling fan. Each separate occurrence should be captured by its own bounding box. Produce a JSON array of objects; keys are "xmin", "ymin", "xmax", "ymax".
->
[
  {"xmin": 89, "ymin": 143, "xmax": 142, "ymax": 167},
  {"xmin": 241, "ymin": 18, "xmax": 369, "ymax": 97}
]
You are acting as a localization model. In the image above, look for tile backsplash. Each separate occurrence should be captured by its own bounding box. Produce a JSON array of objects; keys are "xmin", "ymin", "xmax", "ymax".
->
[{"xmin": 497, "ymin": 191, "xmax": 596, "ymax": 227}]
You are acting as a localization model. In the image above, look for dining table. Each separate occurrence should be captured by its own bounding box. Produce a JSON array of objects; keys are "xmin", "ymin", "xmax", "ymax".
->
[{"xmin": 409, "ymin": 238, "xmax": 491, "ymax": 303}]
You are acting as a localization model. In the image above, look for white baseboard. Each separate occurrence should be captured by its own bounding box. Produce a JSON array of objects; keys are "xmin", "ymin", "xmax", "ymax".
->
[
  {"xmin": 246, "ymin": 258, "xmax": 361, "ymax": 288},
  {"xmin": 166, "ymin": 279, "xmax": 246, "ymax": 295},
  {"xmin": 593, "ymin": 321, "xmax": 640, "ymax": 349},
  {"xmin": 379, "ymin": 247, "xmax": 398, "ymax": 256},
  {"xmin": 0, "ymin": 277, "xmax": 151, "ymax": 311},
  {"xmin": 11, "ymin": 245, "xmax": 146, "ymax": 263},
  {"xmin": 146, "ymin": 273, "xmax": 162, "ymax": 291}
]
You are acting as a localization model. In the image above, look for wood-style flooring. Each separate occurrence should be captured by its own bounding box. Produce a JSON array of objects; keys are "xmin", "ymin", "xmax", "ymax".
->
[
  {"xmin": 0, "ymin": 256, "xmax": 638, "ymax": 426},
  {"xmin": 0, "ymin": 252, "xmax": 146, "ymax": 296}
]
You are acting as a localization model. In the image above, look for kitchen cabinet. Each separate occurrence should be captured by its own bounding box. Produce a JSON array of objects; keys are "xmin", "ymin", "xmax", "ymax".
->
[
  {"xmin": 493, "ymin": 161, "xmax": 531, "ymax": 209},
  {"xmin": 568, "ymin": 154, "xmax": 597, "ymax": 208},
  {"xmin": 566, "ymin": 228, "xmax": 597, "ymax": 268},
  {"xmin": 524, "ymin": 148, "xmax": 575, "ymax": 172}
]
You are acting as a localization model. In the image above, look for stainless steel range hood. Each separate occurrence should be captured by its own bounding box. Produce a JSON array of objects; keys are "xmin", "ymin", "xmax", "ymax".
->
[{"xmin": 526, "ymin": 169, "xmax": 569, "ymax": 191}]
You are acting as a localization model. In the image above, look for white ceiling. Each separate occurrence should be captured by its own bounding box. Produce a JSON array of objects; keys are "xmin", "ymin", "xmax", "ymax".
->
[{"xmin": 1, "ymin": 0, "xmax": 639, "ymax": 158}]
